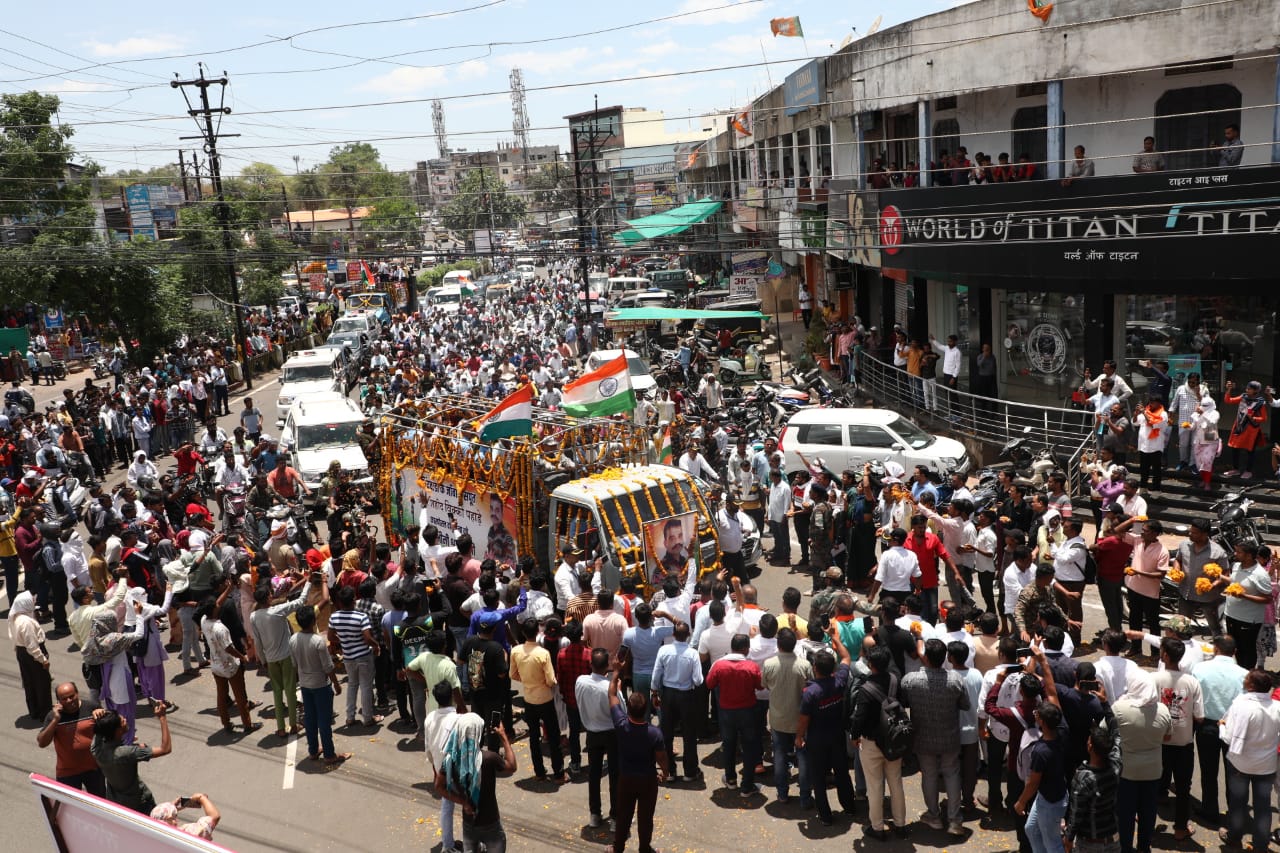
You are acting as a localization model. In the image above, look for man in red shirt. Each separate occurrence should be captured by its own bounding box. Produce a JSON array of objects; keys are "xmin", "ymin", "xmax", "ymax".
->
[
  {"xmin": 905, "ymin": 513, "xmax": 958, "ymax": 624},
  {"xmin": 704, "ymin": 633, "xmax": 764, "ymax": 795},
  {"xmin": 173, "ymin": 443, "xmax": 206, "ymax": 478}
]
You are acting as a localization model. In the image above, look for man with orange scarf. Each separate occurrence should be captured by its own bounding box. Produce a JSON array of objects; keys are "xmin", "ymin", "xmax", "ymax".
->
[{"xmin": 1134, "ymin": 394, "xmax": 1170, "ymax": 490}]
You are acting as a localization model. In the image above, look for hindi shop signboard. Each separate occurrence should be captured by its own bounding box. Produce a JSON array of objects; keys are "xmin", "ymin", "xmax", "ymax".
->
[
  {"xmin": 868, "ymin": 164, "xmax": 1280, "ymax": 283},
  {"xmin": 392, "ymin": 468, "xmax": 519, "ymax": 569},
  {"xmin": 730, "ymin": 275, "xmax": 760, "ymax": 299}
]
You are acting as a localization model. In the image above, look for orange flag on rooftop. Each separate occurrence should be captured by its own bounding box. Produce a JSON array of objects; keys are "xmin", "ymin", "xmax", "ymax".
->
[
  {"xmin": 770, "ymin": 16, "xmax": 803, "ymax": 37},
  {"xmin": 1027, "ymin": 0, "xmax": 1053, "ymax": 22}
]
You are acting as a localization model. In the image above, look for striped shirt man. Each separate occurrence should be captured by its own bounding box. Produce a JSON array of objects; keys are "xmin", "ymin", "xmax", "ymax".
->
[{"xmin": 327, "ymin": 608, "xmax": 374, "ymax": 660}]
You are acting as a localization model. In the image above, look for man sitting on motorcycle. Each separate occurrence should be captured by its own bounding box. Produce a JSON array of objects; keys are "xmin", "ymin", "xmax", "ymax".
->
[
  {"xmin": 267, "ymin": 455, "xmax": 309, "ymax": 503},
  {"xmin": 212, "ymin": 448, "xmax": 252, "ymax": 517},
  {"xmin": 246, "ymin": 472, "xmax": 279, "ymax": 542},
  {"xmin": 173, "ymin": 443, "xmax": 206, "ymax": 478},
  {"xmin": 198, "ymin": 418, "xmax": 228, "ymax": 458}
]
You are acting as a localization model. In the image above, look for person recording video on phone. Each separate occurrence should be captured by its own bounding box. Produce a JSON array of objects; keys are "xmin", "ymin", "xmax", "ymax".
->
[{"xmin": 150, "ymin": 792, "xmax": 221, "ymax": 840}]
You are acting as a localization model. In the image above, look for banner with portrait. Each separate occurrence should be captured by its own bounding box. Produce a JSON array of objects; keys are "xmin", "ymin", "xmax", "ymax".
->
[
  {"xmin": 392, "ymin": 467, "xmax": 519, "ymax": 568},
  {"xmin": 643, "ymin": 512, "xmax": 698, "ymax": 588}
]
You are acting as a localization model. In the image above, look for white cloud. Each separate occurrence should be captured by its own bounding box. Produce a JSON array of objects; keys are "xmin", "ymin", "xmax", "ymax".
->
[
  {"xmin": 675, "ymin": 0, "xmax": 766, "ymax": 25},
  {"xmin": 455, "ymin": 59, "xmax": 489, "ymax": 80},
  {"xmin": 39, "ymin": 80, "xmax": 115, "ymax": 94},
  {"xmin": 503, "ymin": 46, "xmax": 602, "ymax": 75},
  {"xmin": 356, "ymin": 66, "xmax": 449, "ymax": 95},
  {"xmin": 639, "ymin": 40, "xmax": 682, "ymax": 58},
  {"xmin": 84, "ymin": 35, "xmax": 185, "ymax": 58}
]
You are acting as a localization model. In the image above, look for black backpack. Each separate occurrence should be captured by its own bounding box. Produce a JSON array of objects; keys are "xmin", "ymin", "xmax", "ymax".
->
[
  {"xmin": 1071, "ymin": 542, "xmax": 1098, "ymax": 585},
  {"xmin": 861, "ymin": 674, "xmax": 915, "ymax": 761}
]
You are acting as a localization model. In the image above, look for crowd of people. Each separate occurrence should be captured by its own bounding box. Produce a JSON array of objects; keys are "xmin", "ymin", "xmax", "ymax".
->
[{"xmin": 8, "ymin": 263, "xmax": 1280, "ymax": 853}]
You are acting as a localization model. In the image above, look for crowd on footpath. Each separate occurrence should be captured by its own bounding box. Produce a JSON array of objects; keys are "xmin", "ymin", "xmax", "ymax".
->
[{"xmin": 9, "ymin": 261, "xmax": 1280, "ymax": 853}]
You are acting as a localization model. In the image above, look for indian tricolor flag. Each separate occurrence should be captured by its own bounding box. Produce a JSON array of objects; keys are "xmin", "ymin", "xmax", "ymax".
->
[
  {"xmin": 360, "ymin": 260, "xmax": 378, "ymax": 289},
  {"xmin": 561, "ymin": 354, "xmax": 636, "ymax": 418},
  {"xmin": 657, "ymin": 424, "xmax": 674, "ymax": 465},
  {"xmin": 475, "ymin": 384, "xmax": 534, "ymax": 443}
]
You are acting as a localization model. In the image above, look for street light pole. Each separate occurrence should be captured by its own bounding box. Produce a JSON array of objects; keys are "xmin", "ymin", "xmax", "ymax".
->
[{"xmin": 769, "ymin": 278, "xmax": 784, "ymax": 379}]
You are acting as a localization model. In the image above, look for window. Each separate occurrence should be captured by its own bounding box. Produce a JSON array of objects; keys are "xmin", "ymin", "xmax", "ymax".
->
[
  {"xmin": 847, "ymin": 424, "xmax": 896, "ymax": 448},
  {"xmin": 1011, "ymin": 105, "xmax": 1048, "ymax": 178},
  {"xmin": 1155, "ymin": 84, "xmax": 1242, "ymax": 171},
  {"xmin": 933, "ymin": 118, "xmax": 960, "ymax": 160},
  {"xmin": 799, "ymin": 422, "xmax": 844, "ymax": 446}
]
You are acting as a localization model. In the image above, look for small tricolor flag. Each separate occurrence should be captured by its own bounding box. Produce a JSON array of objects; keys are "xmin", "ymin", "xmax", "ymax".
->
[
  {"xmin": 475, "ymin": 384, "xmax": 534, "ymax": 443},
  {"xmin": 561, "ymin": 353, "xmax": 636, "ymax": 418},
  {"xmin": 770, "ymin": 16, "xmax": 803, "ymax": 37},
  {"xmin": 360, "ymin": 260, "xmax": 378, "ymax": 289},
  {"xmin": 657, "ymin": 424, "xmax": 674, "ymax": 465}
]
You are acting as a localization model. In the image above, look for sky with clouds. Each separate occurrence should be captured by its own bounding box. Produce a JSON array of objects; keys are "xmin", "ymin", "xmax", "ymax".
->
[{"xmin": 1, "ymin": 0, "xmax": 966, "ymax": 176}]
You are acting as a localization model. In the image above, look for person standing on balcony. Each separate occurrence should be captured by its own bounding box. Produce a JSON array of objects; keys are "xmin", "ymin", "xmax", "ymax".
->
[
  {"xmin": 1062, "ymin": 145, "xmax": 1095, "ymax": 187},
  {"xmin": 1132, "ymin": 136, "xmax": 1166, "ymax": 173},
  {"xmin": 1216, "ymin": 124, "xmax": 1244, "ymax": 168}
]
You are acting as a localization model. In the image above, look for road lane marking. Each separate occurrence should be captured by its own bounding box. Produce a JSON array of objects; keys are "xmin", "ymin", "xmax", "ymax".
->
[{"xmin": 283, "ymin": 731, "xmax": 298, "ymax": 789}]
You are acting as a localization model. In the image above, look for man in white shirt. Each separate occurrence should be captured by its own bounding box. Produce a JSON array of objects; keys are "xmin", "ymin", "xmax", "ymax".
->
[
  {"xmin": 1113, "ymin": 478, "xmax": 1147, "ymax": 529},
  {"xmin": 697, "ymin": 374, "xmax": 724, "ymax": 412},
  {"xmin": 1094, "ymin": 628, "xmax": 1141, "ymax": 703},
  {"xmin": 423, "ymin": 681, "xmax": 462, "ymax": 852},
  {"xmin": 676, "ymin": 444, "xmax": 719, "ymax": 483},
  {"xmin": 554, "ymin": 546, "xmax": 586, "ymax": 613},
  {"xmin": 930, "ymin": 334, "xmax": 963, "ymax": 420},
  {"xmin": 714, "ymin": 495, "xmax": 749, "ymax": 583},
  {"xmin": 1220, "ymin": 670, "xmax": 1280, "ymax": 851},
  {"xmin": 1051, "ymin": 518, "xmax": 1088, "ymax": 646},
  {"xmin": 1082, "ymin": 360, "xmax": 1134, "ymax": 405},
  {"xmin": 766, "ymin": 469, "xmax": 792, "ymax": 566},
  {"xmin": 696, "ymin": 600, "xmax": 742, "ymax": 667},
  {"xmin": 868, "ymin": 528, "xmax": 922, "ymax": 602}
]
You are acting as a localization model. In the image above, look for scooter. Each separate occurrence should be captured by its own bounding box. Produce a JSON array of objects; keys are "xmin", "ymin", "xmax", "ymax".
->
[{"xmin": 716, "ymin": 345, "xmax": 769, "ymax": 385}]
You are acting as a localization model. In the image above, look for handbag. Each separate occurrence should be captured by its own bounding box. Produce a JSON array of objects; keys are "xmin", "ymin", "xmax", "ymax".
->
[
  {"xmin": 82, "ymin": 661, "xmax": 103, "ymax": 691},
  {"xmin": 129, "ymin": 617, "xmax": 150, "ymax": 659}
]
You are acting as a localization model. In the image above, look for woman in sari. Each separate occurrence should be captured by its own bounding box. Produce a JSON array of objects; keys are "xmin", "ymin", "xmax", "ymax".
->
[{"xmin": 82, "ymin": 604, "xmax": 147, "ymax": 744}]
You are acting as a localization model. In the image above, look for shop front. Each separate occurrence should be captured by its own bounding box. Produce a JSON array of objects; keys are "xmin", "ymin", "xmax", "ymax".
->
[{"xmin": 856, "ymin": 164, "xmax": 1280, "ymax": 407}]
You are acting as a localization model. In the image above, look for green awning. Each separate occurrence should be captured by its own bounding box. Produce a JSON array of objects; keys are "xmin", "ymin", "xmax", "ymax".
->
[
  {"xmin": 606, "ymin": 307, "xmax": 765, "ymax": 323},
  {"xmin": 616, "ymin": 199, "xmax": 723, "ymax": 246}
]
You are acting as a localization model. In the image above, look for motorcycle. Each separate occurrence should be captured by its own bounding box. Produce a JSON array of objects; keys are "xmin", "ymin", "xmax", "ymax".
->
[
  {"xmin": 1208, "ymin": 483, "xmax": 1266, "ymax": 552},
  {"xmin": 92, "ymin": 355, "xmax": 110, "ymax": 379},
  {"xmin": 986, "ymin": 428, "xmax": 1068, "ymax": 490},
  {"xmin": 716, "ymin": 345, "xmax": 769, "ymax": 385},
  {"xmin": 4, "ymin": 385, "xmax": 34, "ymax": 417},
  {"xmin": 265, "ymin": 501, "xmax": 318, "ymax": 553}
]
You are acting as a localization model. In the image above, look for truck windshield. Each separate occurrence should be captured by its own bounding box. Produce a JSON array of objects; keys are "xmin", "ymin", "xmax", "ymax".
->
[
  {"xmin": 283, "ymin": 364, "xmax": 333, "ymax": 383},
  {"xmin": 298, "ymin": 422, "xmax": 360, "ymax": 449}
]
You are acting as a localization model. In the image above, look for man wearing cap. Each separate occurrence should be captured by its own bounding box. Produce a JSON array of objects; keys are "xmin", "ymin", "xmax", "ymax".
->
[
  {"xmin": 554, "ymin": 544, "xmax": 586, "ymax": 615},
  {"xmin": 1124, "ymin": 614, "xmax": 1206, "ymax": 673},
  {"xmin": 867, "ymin": 528, "xmax": 921, "ymax": 604},
  {"xmin": 1014, "ymin": 564, "xmax": 1062, "ymax": 643},
  {"xmin": 265, "ymin": 520, "xmax": 298, "ymax": 576}
]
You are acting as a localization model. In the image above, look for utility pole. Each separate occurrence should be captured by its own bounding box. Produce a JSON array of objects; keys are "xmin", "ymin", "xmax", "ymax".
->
[
  {"xmin": 177, "ymin": 150, "xmax": 190, "ymax": 202},
  {"xmin": 172, "ymin": 67, "xmax": 251, "ymax": 390},
  {"xmin": 281, "ymin": 183, "xmax": 304, "ymax": 297},
  {"xmin": 568, "ymin": 96, "xmax": 612, "ymax": 317}
]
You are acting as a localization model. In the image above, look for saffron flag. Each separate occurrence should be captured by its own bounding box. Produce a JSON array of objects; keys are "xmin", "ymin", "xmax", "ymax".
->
[
  {"xmin": 657, "ymin": 424, "xmax": 674, "ymax": 465},
  {"xmin": 1027, "ymin": 0, "xmax": 1053, "ymax": 22},
  {"xmin": 731, "ymin": 110, "xmax": 752, "ymax": 137},
  {"xmin": 685, "ymin": 143, "xmax": 705, "ymax": 170},
  {"xmin": 770, "ymin": 16, "xmax": 803, "ymax": 37},
  {"xmin": 561, "ymin": 354, "xmax": 636, "ymax": 418},
  {"xmin": 475, "ymin": 384, "xmax": 534, "ymax": 443}
]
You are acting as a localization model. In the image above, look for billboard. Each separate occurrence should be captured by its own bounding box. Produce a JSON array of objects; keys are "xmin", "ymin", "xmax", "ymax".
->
[
  {"xmin": 730, "ymin": 275, "xmax": 759, "ymax": 300},
  {"xmin": 784, "ymin": 60, "xmax": 824, "ymax": 116},
  {"xmin": 392, "ymin": 468, "xmax": 519, "ymax": 569},
  {"xmin": 125, "ymin": 184, "xmax": 156, "ymax": 240}
]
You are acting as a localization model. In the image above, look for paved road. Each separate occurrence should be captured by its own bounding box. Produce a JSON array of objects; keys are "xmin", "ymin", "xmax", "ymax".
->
[{"xmin": 0, "ymin": 360, "xmax": 1226, "ymax": 852}]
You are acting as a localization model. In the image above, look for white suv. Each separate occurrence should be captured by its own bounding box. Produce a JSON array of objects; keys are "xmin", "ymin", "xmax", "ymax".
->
[
  {"xmin": 276, "ymin": 350, "xmax": 343, "ymax": 428},
  {"xmin": 279, "ymin": 393, "xmax": 372, "ymax": 504}
]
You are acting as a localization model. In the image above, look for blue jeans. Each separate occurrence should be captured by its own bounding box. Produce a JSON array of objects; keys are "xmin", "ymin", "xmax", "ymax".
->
[
  {"xmin": 1026, "ymin": 793, "xmax": 1068, "ymax": 853},
  {"xmin": 301, "ymin": 684, "xmax": 337, "ymax": 759},
  {"xmin": 439, "ymin": 798, "xmax": 456, "ymax": 849},
  {"xmin": 1225, "ymin": 760, "xmax": 1275, "ymax": 851},
  {"xmin": 717, "ymin": 705, "xmax": 758, "ymax": 787},
  {"xmin": 771, "ymin": 729, "xmax": 810, "ymax": 801}
]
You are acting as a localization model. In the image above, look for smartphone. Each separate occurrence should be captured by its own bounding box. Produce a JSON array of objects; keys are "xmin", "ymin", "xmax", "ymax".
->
[
  {"xmin": 1015, "ymin": 647, "xmax": 1033, "ymax": 659},
  {"xmin": 1005, "ymin": 663, "xmax": 1024, "ymax": 673},
  {"xmin": 488, "ymin": 710, "xmax": 502, "ymax": 731},
  {"xmin": 175, "ymin": 796, "xmax": 193, "ymax": 809},
  {"xmin": 1077, "ymin": 679, "xmax": 1099, "ymax": 692}
]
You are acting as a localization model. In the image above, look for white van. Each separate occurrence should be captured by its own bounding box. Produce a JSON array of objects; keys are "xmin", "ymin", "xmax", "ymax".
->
[
  {"xmin": 442, "ymin": 269, "xmax": 473, "ymax": 289},
  {"xmin": 276, "ymin": 349, "xmax": 344, "ymax": 428},
  {"xmin": 778, "ymin": 408, "xmax": 970, "ymax": 479},
  {"xmin": 606, "ymin": 277, "xmax": 652, "ymax": 305},
  {"xmin": 585, "ymin": 348, "xmax": 656, "ymax": 395},
  {"xmin": 431, "ymin": 286, "xmax": 465, "ymax": 314},
  {"xmin": 280, "ymin": 393, "xmax": 372, "ymax": 505}
]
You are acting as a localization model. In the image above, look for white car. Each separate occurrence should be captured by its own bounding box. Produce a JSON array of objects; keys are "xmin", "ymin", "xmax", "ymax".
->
[
  {"xmin": 778, "ymin": 408, "xmax": 970, "ymax": 478},
  {"xmin": 276, "ymin": 349, "xmax": 344, "ymax": 428},
  {"xmin": 279, "ymin": 394, "xmax": 372, "ymax": 505}
]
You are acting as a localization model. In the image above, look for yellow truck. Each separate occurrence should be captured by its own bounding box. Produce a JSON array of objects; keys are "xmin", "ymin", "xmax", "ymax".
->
[{"xmin": 377, "ymin": 396, "xmax": 722, "ymax": 590}]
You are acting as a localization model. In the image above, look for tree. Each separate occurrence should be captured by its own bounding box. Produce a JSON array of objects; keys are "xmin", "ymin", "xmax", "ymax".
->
[
  {"xmin": 0, "ymin": 92, "xmax": 95, "ymax": 231},
  {"xmin": 524, "ymin": 164, "xmax": 575, "ymax": 213},
  {"xmin": 439, "ymin": 168, "xmax": 526, "ymax": 237}
]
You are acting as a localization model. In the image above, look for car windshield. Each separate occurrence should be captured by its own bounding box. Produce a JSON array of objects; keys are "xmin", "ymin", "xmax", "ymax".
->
[
  {"xmin": 298, "ymin": 421, "xmax": 360, "ymax": 449},
  {"xmin": 283, "ymin": 364, "xmax": 333, "ymax": 383},
  {"xmin": 435, "ymin": 292, "xmax": 461, "ymax": 305},
  {"xmin": 888, "ymin": 416, "xmax": 934, "ymax": 450},
  {"xmin": 329, "ymin": 332, "xmax": 361, "ymax": 348},
  {"xmin": 331, "ymin": 319, "xmax": 366, "ymax": 334}
]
